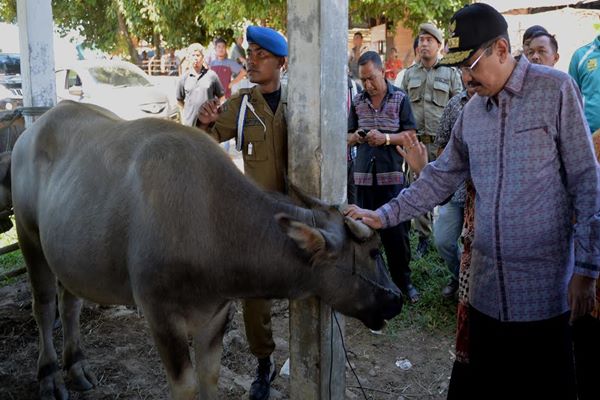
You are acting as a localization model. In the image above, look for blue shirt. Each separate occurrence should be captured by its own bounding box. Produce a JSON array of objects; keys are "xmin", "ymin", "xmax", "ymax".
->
[{"xmin": 569, "ymin": 35, "xmax": 600, "ymax": 134}]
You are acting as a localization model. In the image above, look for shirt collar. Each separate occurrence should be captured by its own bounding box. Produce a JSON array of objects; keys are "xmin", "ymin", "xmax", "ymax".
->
[
  {"xmin": 458, "ymin": 90, "xmax": 470, "ymax": 103},
  {"xmin": 360, "ymin": 80, "xmax": 397, "ymax": 102},
  {"xmin": 502, "ymin": 56, "xmax": 529, "ymax": 97},
  {"xmin": 416, "ymin": 58, "xmax": 441, "ymax": 70},
  {"xmin": 595, "ymin": 35, "xmax": 600, "ymax": 48},
  {"xmin": 189, "ymin": 66, "xmax": 207, "ymax": 77}
]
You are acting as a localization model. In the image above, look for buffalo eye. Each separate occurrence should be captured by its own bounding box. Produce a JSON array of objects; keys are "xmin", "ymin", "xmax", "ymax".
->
[{"xmin": 369, "ymin": 249, "xmax": 380, "ymax": 259}]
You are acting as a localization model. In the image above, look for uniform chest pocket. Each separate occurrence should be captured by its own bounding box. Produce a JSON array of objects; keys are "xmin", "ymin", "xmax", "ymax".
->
[
  {"xmin": 407, "ymin": 78, "xmax": 422, "ymax": 103},
  {"xmin": 243, "ymin": 127, "xmax": 268, "ymax": 162},
  {"xmin": 432, "ymin": 80, "xmax": 450, "ymax": 107}
]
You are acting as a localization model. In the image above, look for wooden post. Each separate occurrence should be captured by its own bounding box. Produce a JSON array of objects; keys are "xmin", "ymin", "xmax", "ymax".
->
[
  {"xmin": 17, "ymin": 0, "xmax": 56, "ymax": 127},
  {"xmin": 287, "ymin": 0, "xmax": 348, "ymax": 399}
]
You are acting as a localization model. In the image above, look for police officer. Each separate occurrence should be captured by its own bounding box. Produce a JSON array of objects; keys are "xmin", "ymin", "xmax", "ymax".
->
[
  {"xmin": 198, "ymin": 26, "xmax": 287, "ymax": 400},
  {"xmin": 400, "ymin": 23, "xmax": 463, "ymax": 258}
]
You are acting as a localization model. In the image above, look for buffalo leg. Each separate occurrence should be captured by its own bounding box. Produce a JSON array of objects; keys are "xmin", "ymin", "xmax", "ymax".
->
[
  {"xmin": 145, "ymin": 311, "xmax": 198, "ymax": 400},
  {"xmin": 18, "ymin": 225, "xmax": 69, "ymax": 400},
  {"xmin": 193, "ymin": 302, "xmax": 232, "ymax": 400},
  {"xmin": 58, "ymin": 282, "xmax": 97, "ymax": 391}
]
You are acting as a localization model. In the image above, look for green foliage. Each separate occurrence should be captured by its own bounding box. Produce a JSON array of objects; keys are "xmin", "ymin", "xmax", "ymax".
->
[
  {"xmin": 201, "ymin": 0, "xmax": 286, "ymax": 34},
  {"xmin": 350, "ymin": 0, "xmax": 470, "ymax": 34},
  {"xmin": 0, "ymin": 0, "xmax": 468, "ymax": 61},
  {"xmin": 0, "ymin": 0, "xmax": 17, "ymax": 23},
  {"xmin": 387, "ymin": 232, "xmax": 458, "ymax": 335}
]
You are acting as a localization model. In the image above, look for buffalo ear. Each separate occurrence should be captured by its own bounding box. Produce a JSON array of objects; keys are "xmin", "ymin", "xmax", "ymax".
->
[{"xmin": 275, "ymin": 213, "xmax": 326, "ymax": 255}]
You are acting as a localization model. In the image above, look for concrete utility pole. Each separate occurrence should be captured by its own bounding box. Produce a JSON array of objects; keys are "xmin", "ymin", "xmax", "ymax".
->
[
  {"xmin": 287, "ymin": 0, "xmax": 349, "ymax": 399},
  {"xmin": 17, "ymin": 0, "xmax": 56, "ymax": 127}
]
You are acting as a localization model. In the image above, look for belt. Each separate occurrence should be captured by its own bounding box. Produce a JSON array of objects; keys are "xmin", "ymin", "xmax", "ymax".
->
[{"xmin": 418, "ymin": 134, "xmax": 435, "ymax": 144}]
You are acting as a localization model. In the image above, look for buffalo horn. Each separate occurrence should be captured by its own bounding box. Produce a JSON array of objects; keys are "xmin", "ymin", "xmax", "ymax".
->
[{"xmin": 344, "ymin": 216, "xmax": 374, "ymax": 241}]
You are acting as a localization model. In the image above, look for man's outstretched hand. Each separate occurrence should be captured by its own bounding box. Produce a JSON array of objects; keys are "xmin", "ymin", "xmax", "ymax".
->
[
  {"xmin": 343, "ymin": 204, "xmax": 384, "ymax": 229},
  {"xmin": 197, "ymin": 98, "xmax": 221, "ymax": 129}
]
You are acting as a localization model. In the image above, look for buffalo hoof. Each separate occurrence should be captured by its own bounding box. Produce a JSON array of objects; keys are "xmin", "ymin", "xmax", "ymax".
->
[
  {"xmin": 39, "ymin": 372, "xmax": 69, "ymax": 400},
  {"xmin": 67, "ymin": 360, "xmax": 97, "ymax": 391}
]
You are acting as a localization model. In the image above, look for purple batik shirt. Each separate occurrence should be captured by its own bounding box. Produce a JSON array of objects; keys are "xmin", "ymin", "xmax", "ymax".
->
[{"xmin": 377, "ymin": 57, "xmax": 600, "ymax": 322}]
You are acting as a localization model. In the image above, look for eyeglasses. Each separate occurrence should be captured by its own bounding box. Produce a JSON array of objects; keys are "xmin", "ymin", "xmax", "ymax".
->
[{"xmin": 460, "ymin": 46, "xmax": 490, "ymax": 74}]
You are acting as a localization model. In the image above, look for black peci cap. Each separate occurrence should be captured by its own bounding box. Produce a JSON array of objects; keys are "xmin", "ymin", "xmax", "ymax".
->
[{"xmin": 440, "ymin": 3, "xmax": 508, "ymax": 66}]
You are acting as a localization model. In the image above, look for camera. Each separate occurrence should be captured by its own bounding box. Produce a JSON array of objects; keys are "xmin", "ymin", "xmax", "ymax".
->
[{"xmin": 356, "ymin": 129, "xmax": 367, "ymax": 138}]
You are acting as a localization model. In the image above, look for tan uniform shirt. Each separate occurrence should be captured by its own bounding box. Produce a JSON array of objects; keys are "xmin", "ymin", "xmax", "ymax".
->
[
  {"xmin": 399, "ymin": 61, "xmax": 462, "ymax": 137},
  {"xmin": 209, "ymin": 85, "xmax": 287, "ymax": 193}
]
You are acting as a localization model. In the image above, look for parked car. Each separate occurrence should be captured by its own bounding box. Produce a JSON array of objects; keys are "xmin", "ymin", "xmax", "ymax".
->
[
  {"xmin": 55, "ymin": 60, "xmax": 178, "ymax": 121},
  {"xmin": 0, "ymin": 53, "xmax": 23, "ymax": 111}
]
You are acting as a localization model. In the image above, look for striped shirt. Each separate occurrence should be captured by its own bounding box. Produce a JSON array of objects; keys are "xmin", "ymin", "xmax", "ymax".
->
[
  {"xmin": 377, "ymin": 57, "xmax": 600, "ymax": 322},
  {"xmin": 348, "ymin": 81, "xmax": 416, "ymax": 186}
]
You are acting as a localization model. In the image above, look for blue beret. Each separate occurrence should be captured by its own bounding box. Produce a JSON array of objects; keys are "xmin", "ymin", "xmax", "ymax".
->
[{"xmin": 246, "ymin": 26, "xmax": 288, "ymax": 57}]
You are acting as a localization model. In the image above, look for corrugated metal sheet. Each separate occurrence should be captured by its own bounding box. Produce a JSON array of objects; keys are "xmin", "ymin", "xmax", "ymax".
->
[{"xmin": 481, "ymin": 0, "xmax": 596, "ymax": 13}]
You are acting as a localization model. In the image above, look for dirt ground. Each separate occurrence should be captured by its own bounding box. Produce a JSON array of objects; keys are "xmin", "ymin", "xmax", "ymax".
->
[{"xmin": 0, "ymin": 276, "xmax": 455, "ymax": 400}]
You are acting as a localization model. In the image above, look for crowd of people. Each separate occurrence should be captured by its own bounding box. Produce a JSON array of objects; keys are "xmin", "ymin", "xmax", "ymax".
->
[{"xmin": 172, "ymin": 3, "xmax": 599, "ymax": 399}]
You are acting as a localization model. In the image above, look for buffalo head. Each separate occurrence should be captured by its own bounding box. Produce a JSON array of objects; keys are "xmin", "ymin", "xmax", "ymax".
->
[{"xmin": 276, "ymin": 205, "xmax": 403, "ymax": 330}]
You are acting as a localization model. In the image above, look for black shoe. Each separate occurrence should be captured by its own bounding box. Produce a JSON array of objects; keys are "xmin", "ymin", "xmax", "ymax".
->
[
  {"xmin": 415, "ymin": 238, "xmax": 430, "ymax": 259},
  {"xmin": 249, "ymin": 356, "xmax": 276, "ymax": 400},
  {"xmin": 442, "ymin": 279, "xmax": 459, "ymax": 298}
]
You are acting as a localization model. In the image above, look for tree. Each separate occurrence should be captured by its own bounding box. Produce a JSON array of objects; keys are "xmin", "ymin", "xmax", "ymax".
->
[
  {"xmin": 0, "ymin": 0, "xmax": 468, "ymax": 61},
  {"xmin": 350, "ymin": 0, "xmax": 471, "ymax": 33}
]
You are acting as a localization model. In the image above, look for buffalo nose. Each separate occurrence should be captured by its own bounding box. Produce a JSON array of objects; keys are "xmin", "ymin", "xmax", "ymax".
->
[{"xmin": 381, "ymin": 291, "xmax": 403, "ymax": 321}]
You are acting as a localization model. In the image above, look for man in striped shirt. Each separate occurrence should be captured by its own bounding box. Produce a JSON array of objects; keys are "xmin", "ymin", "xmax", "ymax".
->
[{"xmin": 347, "ymin": 51, "xmax": 419, "ymax": 303}]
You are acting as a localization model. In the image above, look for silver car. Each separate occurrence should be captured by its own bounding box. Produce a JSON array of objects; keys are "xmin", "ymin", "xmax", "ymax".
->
[{"xmin": 55, "ymin": 60, "xmax": 178, "ymax": 121}]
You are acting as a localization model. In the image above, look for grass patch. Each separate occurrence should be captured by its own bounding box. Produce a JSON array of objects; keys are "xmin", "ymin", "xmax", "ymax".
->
[
  {"xmin": 0, "ymin": 219, "xmax": 24, "ymax": 286},
  {"xmin": 0, "ymin": 249, "xmax": 24, "ymax": 286},
  {"xmin": 387, "ymin": 232, "xmax": 458, "ymax": 336}
]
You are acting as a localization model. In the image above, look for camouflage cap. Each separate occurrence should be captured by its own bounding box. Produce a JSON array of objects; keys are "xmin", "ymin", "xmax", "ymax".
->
[{"xmin": 419, "ymin": 23, "xmax": 444, "ymax": 45}]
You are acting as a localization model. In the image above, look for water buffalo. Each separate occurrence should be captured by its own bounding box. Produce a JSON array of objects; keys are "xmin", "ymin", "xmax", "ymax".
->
[{"xmin": 3, "ymin": 101, "xmax": 403, "ymax": 399}]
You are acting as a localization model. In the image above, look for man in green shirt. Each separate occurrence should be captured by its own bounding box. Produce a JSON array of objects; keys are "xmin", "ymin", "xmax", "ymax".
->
[{"xmin": 400, "ymin": 22, "xmax": 463, "ymax": 258}]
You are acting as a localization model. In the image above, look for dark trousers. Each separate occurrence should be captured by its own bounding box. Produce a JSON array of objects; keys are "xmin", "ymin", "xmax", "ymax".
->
[
  {"xmin": 357, "ymin": 184, "xmax": 411, "ymax": 288},
  {"xmin": 347, "ymin": 159, "xmax": 357, "ymax": 205},
  {"xmin": 573, "ymin": 314, "xmax": 600, "ymax": 400},
  {"xmin": 447, "ymin": 360, "xmax": 471, "ymax": 400},
  {"xmin": 467, "ymin": 306, "xmax": 576, "ymax": 400}
]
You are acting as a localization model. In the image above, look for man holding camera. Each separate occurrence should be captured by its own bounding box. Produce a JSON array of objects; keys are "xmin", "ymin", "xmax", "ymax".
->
[{"xmin": 347, "ymin": 51, "xmax": 420, "ymax": 303}]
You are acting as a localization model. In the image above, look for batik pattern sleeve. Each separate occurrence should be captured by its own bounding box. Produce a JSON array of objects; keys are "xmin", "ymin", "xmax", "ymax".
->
[
  {"xmin": 559, "ymin": 78, "xmax": 600, "ymax": 278},
  {"xmin": 434, "ymin": 93, "xmax": 462, "ymax": 148},
  {"xmin": 449, "ymin": 67, "xmax": 463, "ymax": 97},
  {"xmin": 376, "ymin": 113, "xmax": 470, "ymax": 228}
]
